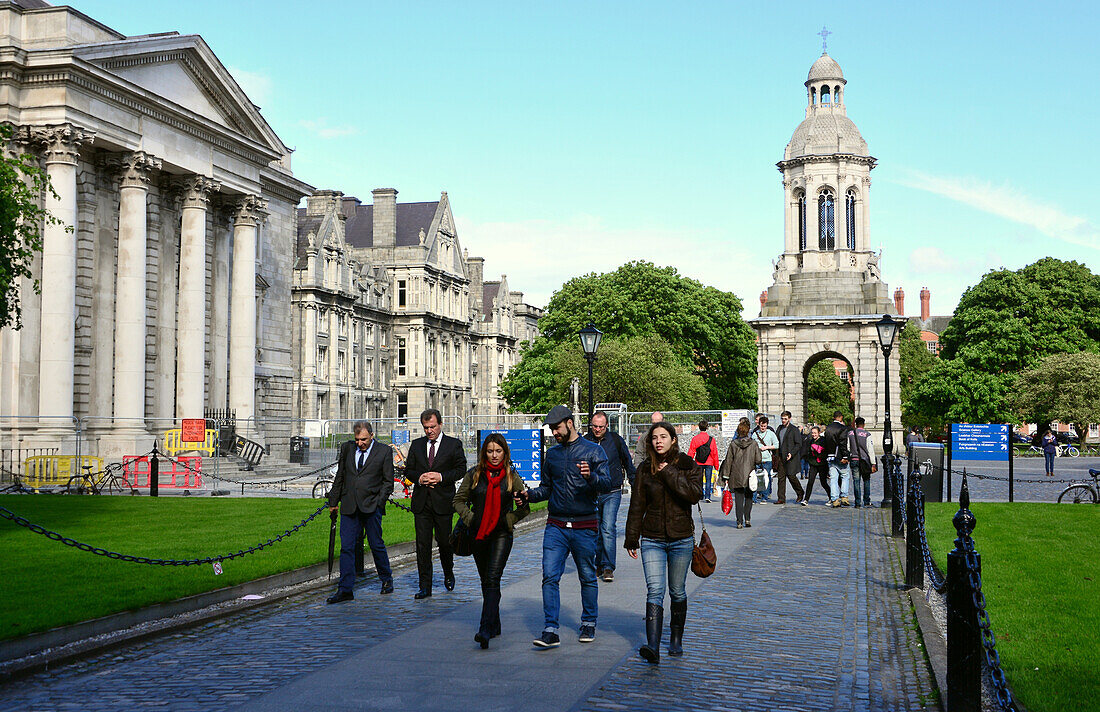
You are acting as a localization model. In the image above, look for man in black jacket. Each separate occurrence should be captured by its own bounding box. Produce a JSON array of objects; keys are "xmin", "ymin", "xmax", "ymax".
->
[
  {"xmin": 823, "ymin": 412, "xmax": 852, "ymax": 508},
  {"xmin": 326, "ymin": 421, "xmax": 394, "ymax": 603},
  {"xmin": 774, "ymin": 410, "xmax": 805, "ymax": 505},
  {"xmin": 584, "ymin": 411, "xmax": 636, "ymax": 583},
  {"xmin": 405, "ymin": 408, "xmax": 467, "ymax": 599}
]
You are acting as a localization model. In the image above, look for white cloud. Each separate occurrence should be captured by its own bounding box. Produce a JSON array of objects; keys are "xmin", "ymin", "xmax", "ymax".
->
[
  {"xmin": 894, "ymin": 169, "xmax": 1099, "ymax": 251},
  {"xmin": 225, "ymin": 66, "xmax": 273, "ymax": 108},
  {"xmin": 908, "ymin": 246, "xmax": 963, "ymax": 274},
  {"xmin": 298, "ymin": 118, "xmax": 360, "ymax": 140}
]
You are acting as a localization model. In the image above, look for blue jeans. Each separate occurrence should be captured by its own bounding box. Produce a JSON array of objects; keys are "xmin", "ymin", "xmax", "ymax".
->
[
  {"xmin": 828, "ymin": 459, "xmax": 850, "ymax": 501},
  {"xmin": 542, "ymin": 525, "xmax": 599, "ymax": 630},
  {"xmin": 1044, "ymin": 451, "xmax": 1055, "ymax": 473},
  {"xmin": 338, "ymin": 509, "xmax": 392, "ymax": 593},
  {"xmin": 701, "ymin": 465, "xmax": 714, "ymax": 500},
  {"xmin": 639, "ymin": 536, "xmax": 694, "ymax": 606},
  {"xmin": 754, "ymin": 462, "xmax": 773, "ymax": 502},
  {"xmin": 595, "ymin": 490, "xmax": 622, "ymax": 572},
  {"xmin": 852, "ymin": 465, "xmax": 871, "ymax": 506}
]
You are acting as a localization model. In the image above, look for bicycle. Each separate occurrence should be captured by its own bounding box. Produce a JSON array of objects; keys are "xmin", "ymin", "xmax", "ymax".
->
[
  {"xmin": 65, "ymin": 463, "xmax": 136, "ymax": 495},
  {"xmin": 1057, "ymin": 468, "xmax": 1099, "ymax": 504},
  {"xmin": 1030, "ymin": 443, "xmax": 1080, "ymax": 458}
]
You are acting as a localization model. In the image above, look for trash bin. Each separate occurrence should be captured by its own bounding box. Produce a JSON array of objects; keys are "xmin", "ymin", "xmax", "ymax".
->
[
  {"xmin": 289, "ymin": 436, "xmax": 309, "ymax": 464},
  {"xmin": 908, "ymin": 442, "xmax": 944, "ymax": 502},
  {"xmin": 218, "ymin": 424, "xmax": 236, "ymax": 456}
]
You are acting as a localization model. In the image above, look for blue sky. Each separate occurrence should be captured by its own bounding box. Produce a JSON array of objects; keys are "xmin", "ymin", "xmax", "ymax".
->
[{"xmin": 82, "ymin": 0, "xmax": 1100, "ymax": 318}]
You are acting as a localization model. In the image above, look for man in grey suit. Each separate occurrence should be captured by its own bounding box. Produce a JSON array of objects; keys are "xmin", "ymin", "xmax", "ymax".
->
[{"xmin": 326, "ymin": 421, "xmax": 395, "ymax": 603}]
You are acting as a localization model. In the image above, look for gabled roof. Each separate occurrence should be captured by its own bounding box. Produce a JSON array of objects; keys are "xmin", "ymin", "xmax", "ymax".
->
[
  {"xmin": 295, "ymin": 200, "xmax": 441, "ymax": 257},
  {"xmin": 920, "ymin": 316, "xmax": 952, "ymax": 336}
]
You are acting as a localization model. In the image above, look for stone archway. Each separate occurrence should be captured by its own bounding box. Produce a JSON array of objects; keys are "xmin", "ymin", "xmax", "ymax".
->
[{"xmin": 802, "ymin": 350, "xmax": 855, "ymax": 427}]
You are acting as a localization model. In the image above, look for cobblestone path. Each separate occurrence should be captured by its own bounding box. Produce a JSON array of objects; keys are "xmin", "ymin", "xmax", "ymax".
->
[{"xmin": 0, "ymin": 503, "xmax": 937, "ymax": 712}]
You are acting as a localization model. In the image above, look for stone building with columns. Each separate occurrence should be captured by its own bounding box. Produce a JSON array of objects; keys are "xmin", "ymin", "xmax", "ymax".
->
[
  {"xmin": 293, "ymin": 188, "xmax": 542, "ymax": 422},
  {"xmin": 751, "ymin": 51, "xmax": 901, "ymax": 443},
  {"xmin": 0, "ymin": 1, "xmax": 312, "ymax": 457}
]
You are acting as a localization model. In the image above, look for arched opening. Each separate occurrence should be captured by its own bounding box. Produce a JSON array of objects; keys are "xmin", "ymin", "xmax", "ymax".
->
[
  {"xmin": 821, "ymin": 85, "xmax": 831, "ymax": 104},
  {"xmin": 811, "ymin": 86, "xmax": 817, "ymax": 105},
  {"xmin": 803, "ymin": 351, "xmax": 854, "ymax": 428},
  {"xmin": 834, "ymin": 85, "xmax": 841, "ymax": 103},
  {"xmin": 845, "ymin": 189, "xmax": 857, "ymax": 249},
  {"xmin": 795, "ymin": 190, "xmax": 807, "ymax": 251},
  {"xmin": 818, "ymin": 189, "xmax": 836, "ymax": 250}
]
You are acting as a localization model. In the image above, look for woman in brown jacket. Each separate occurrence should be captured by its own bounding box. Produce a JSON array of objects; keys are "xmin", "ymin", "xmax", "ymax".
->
[
  {"xmin": 719, "ymin": 419, "xmax": 762, "ymax": 528},
  {"xmin": 624, "ymin": 421, "xmax": 703, "ymax": 664},
  {"xmin": 453, "ymin": 433, "xmax": 530, "ymax": 649}
]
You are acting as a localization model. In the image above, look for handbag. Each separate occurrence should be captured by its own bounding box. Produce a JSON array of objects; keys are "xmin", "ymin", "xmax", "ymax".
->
[
  {"xmin": 721, "ymin": 488, "xmax": 733, "ymax": 515},
  {"xmin": 449, "ymin": 519, "xmax": 473, "ymax": 557},
  {"xmin": 691, "ymin": 502, "xmax": 716, "ymax": 578},
  {"xmin": 747, "ymin": 466, "xmax": 769, "ymax": 493}
]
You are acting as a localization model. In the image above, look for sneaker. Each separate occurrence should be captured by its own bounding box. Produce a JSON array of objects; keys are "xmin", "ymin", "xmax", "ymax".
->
[
  {"xmin": 579, "ymin": 624, "xmax": 596, "ymax": 643},
  {"xmin": 744, "ymin": 521, "xmax": 752, "ymax": 528},
  {"xmin": 737, "ymin": 522, "xmax": 744, "ymax": 529},
  {"xmin": 602, "ymin": 569, "xmax": 614, "ymax": 583},
  {"xmin": 533, "ymin": 630, "xmax": 560, "ymax": 648},
  {"xmin": 704, "ymin": 498, "xmax": 712, "ymax": 503},
  {"xmin": 840, "ymin": 497, "xmax": 851, "ymax": 507},
  {"xmin": 799, "ymin": 500, "xmax": 808, "ymax": 507}
]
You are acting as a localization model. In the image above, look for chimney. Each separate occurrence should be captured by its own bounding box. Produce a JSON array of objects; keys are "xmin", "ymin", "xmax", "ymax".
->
[
  {"xmin": 759, "ymin": 290, "xmax": 767, "ymax": 309},
  {"xmin": 371, "ymin": 188, "xmax": 397, "ymax": 247},
  {"xmin": 466, "ymin": 256, "xmax": 485, "ymax": 315},
  {"xmin": 305, "ymin": 189, "xmax": 342, "ymax": 216},
  {"xmin": 920, "ymin": 287, "xmax": 931, "ymax": 322},
  {"xmin": 893, "ymin": 287, "xmax": 905, "ymax": 315}
]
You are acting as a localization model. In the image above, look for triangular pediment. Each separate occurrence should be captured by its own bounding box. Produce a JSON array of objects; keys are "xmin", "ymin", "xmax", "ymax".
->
[
  {"xmin": 74, "ymin": 35, "xmax": 288, "ymax": 156},
  {"xmin": 425, "ymin": 193, "xmax": 467, "ymax": 279}
]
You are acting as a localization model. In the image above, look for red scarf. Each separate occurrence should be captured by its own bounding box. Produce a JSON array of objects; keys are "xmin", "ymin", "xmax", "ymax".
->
[{"xmin": 475, "ymin": 464, "xmax": 508, "ymax": 540}]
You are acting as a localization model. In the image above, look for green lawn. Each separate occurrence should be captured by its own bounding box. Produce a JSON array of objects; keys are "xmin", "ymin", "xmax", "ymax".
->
[
  {"xmin": 924, "ymin": 502, "xmax": 1100, "ymax": 712},
  {"xmin": 0, "ymin": 495, "xmax": 416, "ymax": 640}
]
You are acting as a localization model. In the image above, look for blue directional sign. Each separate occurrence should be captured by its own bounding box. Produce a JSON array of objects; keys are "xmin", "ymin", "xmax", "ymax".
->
[
  {"xmin": 391, "ymin": 429, "xmax": 411, "ymax": 446},
  {"xmin": 950, "ymin": 423, "xmax": 1009, "ymax": 462},
  {"xmin": 478, "ymin": 428, "xmax": 543, "ymax": 486}
]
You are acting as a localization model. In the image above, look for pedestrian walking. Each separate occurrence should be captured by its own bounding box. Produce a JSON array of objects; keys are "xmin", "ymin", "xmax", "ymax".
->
[
  {"xmin": 453, "ymin": 433, "xmax": 531, "ymax": 649},
  {"xmin": 751, "ymin": 416, "xmax": 779, "ymax": 503},
  {"xmin": 326, "ymin": 421, "xmax": 395, "ymax": 603},
  {"xmin": 527, "ymin": 405, "xmax": 612, "ymax": 648},
  {"xmin": 405, "ymin": 408, "xmax": 468, "ymax": 599},
  {"xmin": 847, "ymin": 417, "xmax": 877, "ymax": 508},
  {"xmin": 718, "ymin": 419, "xmax": 761, "ymax": 528},
  {"xmin": 624, "ymin": 420, "xmax": 703, "ymax": 664},
  {"xmin": 800, "ymin": 426, "xmax": 828, "ymax": 506},
  {"xmin": 687, "ymin": 420, "xmax": 719, "ymax": 503},
  {"xmin": 1042, "ymin": 429, "xmax": 1058, "ymax": 477},
  {"xmin": 584, "ymin": 410, "xmax": 637, "ymax": 583},
  {"xmin": 824, "ymin": 412, "xmax": 851, "ymax": 507},
  {"xmin": 774, "ymin": 411, "xmax": 805, "ymax": 505}
]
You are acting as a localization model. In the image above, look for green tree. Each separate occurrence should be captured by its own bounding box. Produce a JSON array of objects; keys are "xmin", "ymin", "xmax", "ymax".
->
[
  {"xmin": 805, "ymin": 359, "xmax": 852, "ymax": 426},
  {"xmin": 1014, "ymin": 351, "xmax": 1100, "ymax": 444},
  {"xmin": 502, "ymin": 260, "xmax": 756, "ymax": 411},
  {"xmin": 899, "ymin": 320, "xmax": 937, "ymax": 427},
  {"xmin": 0, "ymin": 124, "xmax": 62, "ymax": 329},
  {"xmin": 903, "ymin": 359, "xmax": 1013, "ymax": 434}
]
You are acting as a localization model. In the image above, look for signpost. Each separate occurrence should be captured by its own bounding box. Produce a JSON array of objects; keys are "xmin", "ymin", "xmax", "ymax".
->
[
  {"xmin": 721, "ymin": 410, "xmax": 753, "ymax": 439},
  {"xmin": 477, "ymin": 428, "xmax": 543, "ymax": 487},
  {"xmin": 950, "ymin": 423, "xmax": 1014, "ymax": 502},
  {"xmin": 181, "ymin": 418, "xmax": 206, "ymax": 443},
  {"xmin": 391, "ymin": 429, "xmax": 411, "ymax": 447}
]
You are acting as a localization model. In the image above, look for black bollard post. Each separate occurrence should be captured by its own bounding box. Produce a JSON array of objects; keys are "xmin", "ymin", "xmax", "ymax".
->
[
  {"xmin": 149, "ymin": 442, "xmax": 160, "ymax": 497},
  {"xmin": 890, "ymin": 455, "xmax": 904, "ymax": 538},
  {"xmin": 905, "ymin": 465, "xmax": 923, "ymax": 588},
  {"xmin": 880, "ymin": 454, "xmax": 892, "ymax": 508},
  {"xmin": 946, "ymin": 476, "xmax": 981, "ymax": 712}
]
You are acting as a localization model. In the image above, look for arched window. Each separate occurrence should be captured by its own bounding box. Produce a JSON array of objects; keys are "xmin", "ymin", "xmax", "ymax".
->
[
  {"xmin": 834, "ymin": 85, "xmax": 841, "ymax": 103},
  {"xmin": 845, "ymin": 189, "xmax": 857, "ymax": 249},
  {"xmin": 810, "ymin": 87, "xmax": 817, "ymax": 105},
  {"xmin": 818, "ymin": 189, "xmax": 835, "ymax": 250},
  {"xmin": 797, "ymin": 191, "xmax": 807, "ymax": 251},
  {"xmin": 821, "ymin": 85, "xmax": 831, "ymax": 104}
]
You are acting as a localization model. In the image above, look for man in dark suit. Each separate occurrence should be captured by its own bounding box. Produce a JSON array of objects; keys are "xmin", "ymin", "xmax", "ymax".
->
[
  {"xmin": 405, "ymin": 408, "xmax": 467, "ymax": 599},
  {"xmin": 774, "ymin": 410, "xmax": 806, "ymax": 505},
  {"xmin": 326, "ymin": 421, "xmax": 395, "ymax": 603}
]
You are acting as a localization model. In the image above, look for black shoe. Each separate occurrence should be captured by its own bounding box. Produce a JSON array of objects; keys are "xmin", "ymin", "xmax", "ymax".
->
[
  {"xmin": 474, "ymin": 630, "xmax": 490, "ymax": 649},
  {"xmin": 380, "ymin": 580, "xmax": 394, "ymax": 595},
  {"xmin": 414, "ymin": 590, "xmax": 432, "ymax": 600},
  {"xmin": 533, "ymin": 630, "xmax": 561, "ymax": 648},
  {"xmin": 444, "ymin": 575, "xmax": 455, "ymax": 591},
  {"xmin": 326, "ymin": 590, "xmax": 353, "ymax": 604}
]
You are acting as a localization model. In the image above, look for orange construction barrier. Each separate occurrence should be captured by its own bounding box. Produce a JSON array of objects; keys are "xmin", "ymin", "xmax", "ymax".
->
[{"xmin": 124, "ymin": 455, "xmax": 203, "ymax": 488}]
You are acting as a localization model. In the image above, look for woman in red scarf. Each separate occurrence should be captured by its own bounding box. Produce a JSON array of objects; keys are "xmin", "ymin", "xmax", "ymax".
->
[{"xmin": 453, "ymin": 433, "xmax": 530, "ymax": 648}]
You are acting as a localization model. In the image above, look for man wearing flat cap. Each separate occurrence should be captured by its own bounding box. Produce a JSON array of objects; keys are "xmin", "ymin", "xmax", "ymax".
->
[{"xmin": 524, "ymin": 405, "xmax": 612, "ymax": 648}]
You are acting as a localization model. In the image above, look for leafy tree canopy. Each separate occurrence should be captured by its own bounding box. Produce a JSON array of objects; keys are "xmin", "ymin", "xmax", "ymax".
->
[
  {"xmin": 806, "ymin": 359, "xmax": 852, "ymax": 426},
  {"xmin": 899, "ymin": 320, "xmax": 937, "ymax": 427},
  {"xmin": 1014, "ymin": 351, "xmax": 1100, "ymax": 443},
  {"xmin": 0, "ymin": 124, "xmax": 62, "ymax": 329},
  {"xmin": 903, "ymin": 359, "xmax": 1013, "ymax": 434},
  {"xmin": 505, "ymin": 260, "xmax": 756, "ymax": 410}
]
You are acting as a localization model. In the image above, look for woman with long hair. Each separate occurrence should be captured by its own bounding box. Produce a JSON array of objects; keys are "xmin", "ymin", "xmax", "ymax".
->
[
  {"xmin": 719, "ymin": 419, "xmax": 762, "ymax": 527},
  {"xmin": 624, "ymin": 421, "xmax": 703, "ymax": 664},
  {"xmin": 453, "ymin": 433, "xmax": 530, "ymax": 648}
]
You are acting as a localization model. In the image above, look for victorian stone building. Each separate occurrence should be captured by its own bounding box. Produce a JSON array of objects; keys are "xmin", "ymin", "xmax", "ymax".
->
[
  {"xmin": 752, "ymin": 51, "xmax": 901, "ymax": 443},
  {"xmin": 293, "ymin": 188, "xmax": 542, "ymax": 422},
  {"xmin": 0, "ymin": 1, "xmax": 312, "ymax": 456}
]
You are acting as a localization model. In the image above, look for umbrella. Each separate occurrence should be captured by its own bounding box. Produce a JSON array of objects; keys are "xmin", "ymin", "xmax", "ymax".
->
[{"xmin": 327, "ymin": 508, "xmax": 338, "ymax": 579}]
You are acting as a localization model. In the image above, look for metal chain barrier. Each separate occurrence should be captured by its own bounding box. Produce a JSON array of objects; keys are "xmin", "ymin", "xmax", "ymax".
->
[
  {"xmin": 947, "ymin": 467, "xmax": 1078, "ymax": 485},
  {"xmin": 0, "ymin": 502, "xmax": 328, "ymax": 566},
  {"xmin": 892, "ymin": 455, "xmax": 905, "ymax": 525},
  {"xmin": 908, "ymin": 458, "xmax": 947, "ymax": 593}
]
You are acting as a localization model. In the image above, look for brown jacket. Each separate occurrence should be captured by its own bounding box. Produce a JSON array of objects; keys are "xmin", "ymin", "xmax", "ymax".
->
[
  {"xmin": 719, "ymin": 437, "xmax": 762, "ymax": 489},
  {"xmin": 624, "ymin": 452, "xmax": 703, "ymax": 548}
]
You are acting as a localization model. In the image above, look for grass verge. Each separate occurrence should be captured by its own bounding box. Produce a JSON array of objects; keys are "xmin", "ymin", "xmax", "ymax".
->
[{"xmin": 924, "ymin": 502, "xmax": 1100, "ymax": 712}]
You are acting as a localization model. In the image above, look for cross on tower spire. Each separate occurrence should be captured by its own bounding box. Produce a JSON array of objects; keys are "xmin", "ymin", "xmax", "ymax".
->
[{"xmin": 818, "ymin": 25, "xmax": 831, "ymax": 53}]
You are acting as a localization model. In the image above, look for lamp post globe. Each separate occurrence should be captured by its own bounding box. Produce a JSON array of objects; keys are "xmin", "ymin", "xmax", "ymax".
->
[{"xmin": 578, "ymin": 323, "xmax": 602, "ymax": 423}]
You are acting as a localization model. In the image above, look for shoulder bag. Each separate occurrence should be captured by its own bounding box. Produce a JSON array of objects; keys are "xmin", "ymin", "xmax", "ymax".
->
[
  {"xmin": 449, "ymin": 519, "xmax": 473, "ymax": 557},
  {"xmin": 691, "ymin": 502, "xmax": 717, "ymax": 578}
]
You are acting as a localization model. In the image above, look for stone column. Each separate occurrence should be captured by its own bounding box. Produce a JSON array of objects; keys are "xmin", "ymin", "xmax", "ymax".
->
[
  {"xmin": 35, "ymin": 125, "xmax": 93, "ymax": 427},
  {"xmin": 228, "ymin": 195, "xmax": 267, "ymax": 429},
  {"xmin": 175, "ymin": 176, "xmax": 220, "ymax": 418},
  {"xmin": 210, "ymin": 207, "xmax": 231, "ymax": 410},
  {"xmin": 110, "ymin": 151, "xmax": 161, "ymax": 430}
]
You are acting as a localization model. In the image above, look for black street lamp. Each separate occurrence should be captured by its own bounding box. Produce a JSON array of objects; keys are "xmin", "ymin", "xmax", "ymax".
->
[
  {"xmin": 875, "ymin": 313, "xmax": 902, "ymax": 512},
  {"xmin": 578, "ymin": 322, "xmax": 603, "ymax": 423}
]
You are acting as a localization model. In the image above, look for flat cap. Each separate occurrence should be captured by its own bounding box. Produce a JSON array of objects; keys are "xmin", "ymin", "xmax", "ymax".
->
[{"xmin": 544, "ymin": 405, "xmax": 574, "ymax": 427}]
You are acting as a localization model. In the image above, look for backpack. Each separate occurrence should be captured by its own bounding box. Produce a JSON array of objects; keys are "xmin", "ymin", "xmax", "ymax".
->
[{"xmin": 694, "ymin": 436, "xmax": 713, "ymax": 464}]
